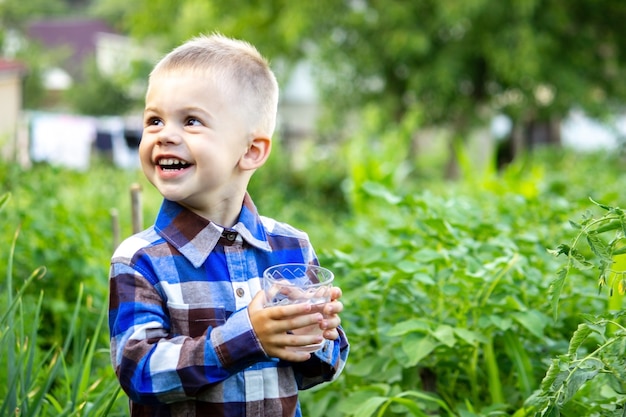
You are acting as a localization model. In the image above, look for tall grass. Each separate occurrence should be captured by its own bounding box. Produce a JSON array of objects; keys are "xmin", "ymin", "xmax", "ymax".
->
[{"xmin": 1, "ymin": 192, "xmax": 125, "ymax": 416}]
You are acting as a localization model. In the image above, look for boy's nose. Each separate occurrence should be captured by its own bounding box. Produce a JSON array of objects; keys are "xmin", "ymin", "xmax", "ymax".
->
[{"xmin": 157, "ymin": 126, "xmax": 182, "ymax": 145}]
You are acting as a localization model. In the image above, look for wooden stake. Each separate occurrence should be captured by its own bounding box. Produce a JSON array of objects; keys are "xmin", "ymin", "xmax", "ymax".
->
[
  {"xmin": 130, "ymin": 183, "xmax": 143, "ymax": 234},
  {"xmin": 110, "ymin": 208, "xmax": 120, "ymax": 250}
]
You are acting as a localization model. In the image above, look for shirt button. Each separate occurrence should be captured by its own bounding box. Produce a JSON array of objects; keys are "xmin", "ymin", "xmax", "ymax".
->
[{"xmin": 236, "ymin": 287, "xmax": 245, "ymax": 298}]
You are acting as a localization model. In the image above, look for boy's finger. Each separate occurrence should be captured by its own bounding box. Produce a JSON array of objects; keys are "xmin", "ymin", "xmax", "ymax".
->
[
  {"xmin": 265, "ymin": 302, "xmax": 313, "ymax": 319},
  {"xmin": 330, "ymin": 287, "xmax": 343, "ymax": 301},
  {"xmin": 323, "ymin": 300, "xmax": 343, "ymax": 316},
  {"xmin": 323, "ymin": 329, "xmax": 339, "ymax": 340}
]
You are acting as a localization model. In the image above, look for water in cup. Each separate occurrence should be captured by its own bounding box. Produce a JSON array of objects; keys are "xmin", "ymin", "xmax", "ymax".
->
[{"xmin": 263, "ymin": 263, "xmax": 334, "ymax": 352}]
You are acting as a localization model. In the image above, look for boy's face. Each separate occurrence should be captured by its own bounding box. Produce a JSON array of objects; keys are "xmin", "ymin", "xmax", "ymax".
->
[{"xmin": 139, "ymin": 71, "xmax": 252, "ymax": 215}]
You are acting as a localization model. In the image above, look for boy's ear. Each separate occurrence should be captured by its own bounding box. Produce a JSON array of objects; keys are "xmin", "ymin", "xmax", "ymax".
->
[{"xmin": 239, "ymin": 135, "xmax": 271, "ymax": 171}]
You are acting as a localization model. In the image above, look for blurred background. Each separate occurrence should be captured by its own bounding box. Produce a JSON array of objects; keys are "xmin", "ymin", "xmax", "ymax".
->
[
  {"xmin": 2, "ymin": 0, "xmax": 626, "ymax": 175},
  {"xmin": 4, "ymin": 1, "xmax": 626, "ymax": 416}
]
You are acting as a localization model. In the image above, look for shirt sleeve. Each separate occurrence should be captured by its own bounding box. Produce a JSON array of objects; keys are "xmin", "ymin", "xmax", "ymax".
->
[
  {"xmin": 291, "ymin": 326, "xmax": 350, "ymax": 390},
  {"xmin": 109, "ymin": 260, "xmax": 268, "ymax": 405}
]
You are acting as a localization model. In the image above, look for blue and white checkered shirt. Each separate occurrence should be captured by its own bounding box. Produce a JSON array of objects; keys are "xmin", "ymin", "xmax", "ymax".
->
[{"xmin": 109, "ymin": 194, "xmax": 349, "ymax": 416}]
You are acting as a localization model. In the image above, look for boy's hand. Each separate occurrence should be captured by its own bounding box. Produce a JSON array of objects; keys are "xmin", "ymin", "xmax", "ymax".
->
[
  {"xmin": 319, "ymin": 286, "xmax": 344, "ymax": 341},
  {"xmin": 247, "ymin": 287, "xmax": 343, "ymax": 362}
]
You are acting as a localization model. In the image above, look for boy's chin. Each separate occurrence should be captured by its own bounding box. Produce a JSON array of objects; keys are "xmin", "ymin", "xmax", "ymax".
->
[{"xmin": 153, "ymin": 185, "xmax": 187, "ymax": 202}]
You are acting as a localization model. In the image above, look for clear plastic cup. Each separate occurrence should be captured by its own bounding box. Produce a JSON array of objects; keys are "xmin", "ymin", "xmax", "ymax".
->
[{"xmin": 263, "ymin": 263, "xmax": 334, "ymax": 352}]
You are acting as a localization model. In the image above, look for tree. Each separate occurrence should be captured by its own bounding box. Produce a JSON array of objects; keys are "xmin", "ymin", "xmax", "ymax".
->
[
  {"xmin": 297, "ymin": 0, "xmax": 626, "ymax": 170},
  {"xmin": 64, "ymin": 57, "xmax": 135, "ymax": 116},
  {"xmin": 0, "ymin": 0, "xmax": 68, "ymax": 31},
  {"xmin": 97, "ymin": 0, "xmax": 626, "ymax": 173},
  {"xmin": 0, "ymin": 0, "xmax": 93, "ymax": 109}
]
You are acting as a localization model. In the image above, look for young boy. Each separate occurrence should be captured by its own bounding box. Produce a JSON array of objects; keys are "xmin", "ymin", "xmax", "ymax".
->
[{"xmin": 108, "ymin": 33, "xmax": 349, "ymax": 417}]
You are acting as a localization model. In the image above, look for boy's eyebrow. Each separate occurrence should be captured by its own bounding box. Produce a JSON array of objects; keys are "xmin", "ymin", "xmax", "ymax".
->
[
  {"xmin": 143, "ymin": 106, "xmax": 157, "ymax": 114},
  {"xmin": 143, "ymin": 106, "xmax": 213, "ymax": 118},
  {"xmin": 182, "ymin": 106, "xmax": 212, "ymax": 116}
]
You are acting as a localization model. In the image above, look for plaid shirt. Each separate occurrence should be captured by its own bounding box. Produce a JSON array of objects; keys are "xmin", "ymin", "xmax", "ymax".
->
[{"xmin": 109, "ymin": 195, "xmax": 349, "ymax": 417}]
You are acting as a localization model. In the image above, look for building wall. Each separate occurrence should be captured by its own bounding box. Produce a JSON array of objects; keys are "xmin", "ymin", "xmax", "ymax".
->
[{"xmin": 0, "ymin": 70, "xmax": 23, "ymax": 161}]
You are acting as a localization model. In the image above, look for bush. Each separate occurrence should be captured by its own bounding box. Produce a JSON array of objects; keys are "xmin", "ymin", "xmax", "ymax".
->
[
  {"xmin": 0, "ymin": 192, "xmax": 124, "ymax": 416},
  {"xmin": 2, "ymin": 146, "xmax": 626, "ymax": 416}
]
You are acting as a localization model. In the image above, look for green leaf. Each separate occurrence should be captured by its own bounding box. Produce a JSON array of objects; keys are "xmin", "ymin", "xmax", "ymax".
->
[
  {"xmin": 566, "ymin": 323, "xmax": 592, "ymax": 357},
  {"xmin": 336, "ymin": 388, "xmax": 389, "ymax": 415},
  {"xmin": 589, "ymin": 197, "xmax": 613, "ymax": 212},
  {"xmin": 388, "ymin": 319, "xmax": 430, "ymax": 337},
  {"xmin": 348, "ymin": 353, "xmax": 394, "ymax": 377},
  {"xmin": 568, "ymin": 220, "xmax": 582, "ymax": 230},
  {"xmin": 412, "ymin": 273, "xmax": 436, "ymax": 285},
  {"xmin": 421, "ymin": 218, "xmax": 457, "ymax": 239},
  {"xmin": 362, "ymin": 181, "xmax": 402, "ymax": 204},
  {"xmin": 563, "ymin": 360, "xmax": 603, "ymax": 402},
  {"xmin": 414, "ymin": 248, "xmax": 447, "ymax": 263},
  {"xmin": 402, "ymin": 334, "xmax": 438, "ymax": 367},
  {"xmin": 432, "ymin": 324, "xmax": 456, "ymax": 347},
  {"xmin": 539, "ymin": 358, "xmax": 564, "ymax": 392},
  {"xmin": 586, "ymin": 233, "xmax": 611, "ymax": 260},
  {"xmin": 0, "ymin": 192, "xmax": 9, "ymax": 212},
  {"xmin": 488, "ymin": 315, "xmax": 513, "ymax": 331},
  {"xmin": 503, "ymin": 330, "xmax": 534, "ymax": 398},
  {"xmin": 351, "ymin": 396, "xmax": 388, "ymax": 417},
  {"xmin": 454, "ymin": 328, "xmax": 488, "ymax": 345},
  {"xmin": 396, "ymin": 260, "xmax": 421, "ymax": 273},
  {"xmin": 397, "ymin": 390, "xmax": 456, "ymax": 414},
  {"xmin": 569, "ymin": 248, "xmax": 594, "ymax": 270},
  {"xmin": 592, "ymin": 219, "xmax": 623, "ymax": 234},
  {"xmin": 511, "ymin": 310, "xmax": 549, "ymax": 339},
  {"xmin": 549, "ymin": 268, "xmax": 567, "ymax": 320},
  {"xmin": 386, "ymin": 397, "xmax": 428, "ymax": 416},
  {"xmin": 547, "ymin": 244, "xmax": 571, "ymax": 257},
  {"xmin": 541, "ymin": 404, "xmax": 560, "ymax": 417}
]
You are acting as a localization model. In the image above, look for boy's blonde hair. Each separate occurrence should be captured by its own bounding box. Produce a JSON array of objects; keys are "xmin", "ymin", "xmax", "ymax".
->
[{"xmin": 150, "ymin": 33, "xmax": 279, "ymax": 137}]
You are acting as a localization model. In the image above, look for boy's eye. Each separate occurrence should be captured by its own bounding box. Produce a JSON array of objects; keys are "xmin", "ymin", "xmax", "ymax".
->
[
  {"xmin": 146, "ymin": 117, "xmax": 163, "ymax": 126},
  {"xmin": 185, "ymin": 117, "xmax": 202, "ymax": 127}
]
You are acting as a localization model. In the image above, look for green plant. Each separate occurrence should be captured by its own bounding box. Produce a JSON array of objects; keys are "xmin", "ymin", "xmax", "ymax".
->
[
  {"xmin": 522, "ymin": 199, "xmax": 626, "ymax": 415},
  {"xmin": 0, "ymin": 162, "xmax": 147, "ymax": 350},
  {"xmin": 523, "ymin": 313, "xmax": 626, "ymax": 416},
  {"xmin": 0, "ymin": 192, "xmax": 125, "ymax": 416},
  {"xmin": 548, "ymin": 199, "xmax": 626, "ymax": 319},
  {"xmin": 302, "ymin": 150, "xmax": 626, "ymax": 416},
  {"xmin": 65, "ymin": 58, "xmax": 136, "ymax": 116},
  {"xmin": 3, "ymin": 144, "xmax": 626, "ymax": 416},
  {"xmin": 311, "ymin": 187, "xmax": 563, "ymax": 416}
]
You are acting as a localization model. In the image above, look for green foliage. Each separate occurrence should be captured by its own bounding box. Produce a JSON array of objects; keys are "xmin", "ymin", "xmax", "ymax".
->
[
  {"xmin": 248, "ymin": 137, "xmax": 350, "ymax": 236},
  {"xmin": 99, "ymin": 0, "xmax": 626, "ymax": 129},
  {"xmin": 305, "ymin": 187, "xmax": 567, "ymax": 415},
  {"xmin": 548, "ymin": 198, "xmax": 626, "ymax": 316},
  {"xmin": 0, "ymin": 193, "xmax": 124, "ymax": 416},
  {"xmin": 340, "ymin": 104, "xmax": 421, "ymax": 215},
  {"xmin": 522, "ymin": 199, "xmax": 626, "ymax": 415},
  {"xmin": 0, "ymin": 0, "xmax": 69, "ymax": 30},
  {"xmin": 65, "ymin": 58, "xmax": 136, "ymax": 116},
  {"xmin": 301, "ymin": 149, "xmax": 626, "ymax": 416},
  {"xmin": 2, "ymin": 144, "xmax": 626, "ymax": 416},
  {"xmin": 11, "ymin": 42, "xmax": 70, "ymax": 110},
  {"xmin": 525, "ymin": 314, "xmax": 626, "ymax": 415},
  {"xmin": 0, "ymin": 161, "xmax": 148, "ymax": 349}
]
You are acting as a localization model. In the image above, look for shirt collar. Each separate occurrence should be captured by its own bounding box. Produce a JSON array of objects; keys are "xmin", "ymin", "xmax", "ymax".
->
[{"xmin": 154, "ymin": 193, "xmax": 271, "ymax": 268}]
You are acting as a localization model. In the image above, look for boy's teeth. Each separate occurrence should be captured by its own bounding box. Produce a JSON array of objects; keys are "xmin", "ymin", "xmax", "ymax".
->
[
  {"xmin": 160, "ymin": 158, "xmax": 182, "ymax": 165},
  {"xmin": 158, "ymin": 158, "xmax": 190, "ymax": 169}
]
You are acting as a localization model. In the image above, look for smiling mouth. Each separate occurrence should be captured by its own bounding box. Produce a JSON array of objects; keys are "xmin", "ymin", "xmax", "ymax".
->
[{"xmin": 157, "ymin": 158, "xmax": 192, "ymax": 171}]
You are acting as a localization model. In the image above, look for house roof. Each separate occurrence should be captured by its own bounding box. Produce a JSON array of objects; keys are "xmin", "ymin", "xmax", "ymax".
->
[
  {"xmin": 0, "ymin": 58, "xmax": 26, "ymax": 74},
  {"xmin": 26, "ymin": 18, "xmax": 116, "ymax": 77}
]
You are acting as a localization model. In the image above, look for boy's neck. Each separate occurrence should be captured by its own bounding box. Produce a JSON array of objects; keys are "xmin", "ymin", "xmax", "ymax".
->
[{"xmin": 179, "ymin": 192, "xmax": 246, "ymax": 228}]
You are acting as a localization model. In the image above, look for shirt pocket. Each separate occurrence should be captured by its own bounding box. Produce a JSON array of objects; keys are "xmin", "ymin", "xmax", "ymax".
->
[{"xmin": 167, "ymin": 302, "xmax": 227, "ymax": 338}]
